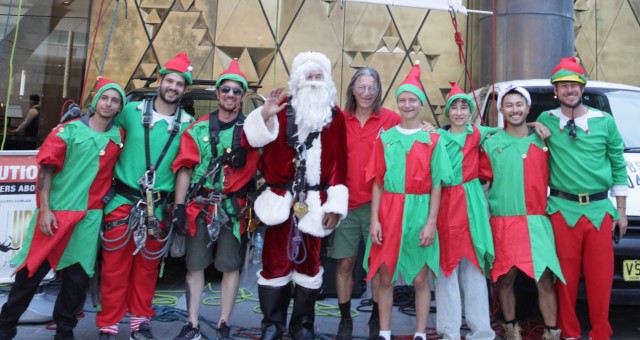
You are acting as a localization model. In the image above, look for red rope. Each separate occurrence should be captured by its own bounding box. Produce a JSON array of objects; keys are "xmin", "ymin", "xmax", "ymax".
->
[
  {"xmin": 79, "ymin": 0, "xmax": 106, "ymax": 107},
  {"xmin": 490, "ymin": 0, "xmax": 496, "ymax": 125},
  {"xmin": 449, "ymin": 9, "xmax": 482, "ymax": 124}
]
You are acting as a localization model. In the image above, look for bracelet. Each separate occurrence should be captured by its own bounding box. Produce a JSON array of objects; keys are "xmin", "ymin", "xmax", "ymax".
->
[{"xmin": 617, "ymin": 206, "xmax": 626, "ymax": 210}]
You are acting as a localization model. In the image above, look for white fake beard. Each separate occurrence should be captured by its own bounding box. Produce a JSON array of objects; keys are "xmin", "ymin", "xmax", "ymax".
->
[{"xmin": 291, "ymin": 80, "xmax": 333, "ymax": 133}]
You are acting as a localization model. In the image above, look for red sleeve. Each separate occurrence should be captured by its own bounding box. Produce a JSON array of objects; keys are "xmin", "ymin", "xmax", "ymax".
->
[
  {"xmin": 36, "ymin": 125, "xmax": 67, "ymax": 174},
  {"xmin": 478, "ymin": 147, "xmax": 494, "ymax": 183},
  {"xmin": 365, "ymin": 138, "xmax": 386, "ymax": 187},
  {"xmin": 171, "ymin": 126, "xmax": 201, "ymax": 173},
  {"xmin": 329, "ymin": 109, "xmax": 347, "ymax": 187}
]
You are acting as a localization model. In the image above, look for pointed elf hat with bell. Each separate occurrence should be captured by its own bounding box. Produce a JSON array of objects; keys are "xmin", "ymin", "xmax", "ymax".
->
[
  {"xmin": 444, "ymin": 81, "xmax": 475, "ymax": 116},
  {"xmin": 91, "ymin": 76, "xmax": 125, "ymax": 111},
  {"xmin": 550, "ymin": 57, "xmax": 587, "ymax": 85},
  {"xmin": 159, "ymin": 52, "xmax": 193, "ymax": 85},
  {"xmin": 395, "ymin": 61, "xmax": 426, "ymax": 105},
  {"xmin": 216, "ymin": 58, "xmax": 248, "ymax": 92}
]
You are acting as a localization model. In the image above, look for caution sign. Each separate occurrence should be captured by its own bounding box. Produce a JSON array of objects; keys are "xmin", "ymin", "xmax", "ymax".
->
[{"xmin": 0, "ymin": 150, "xmax": 38, "ymax": 283}]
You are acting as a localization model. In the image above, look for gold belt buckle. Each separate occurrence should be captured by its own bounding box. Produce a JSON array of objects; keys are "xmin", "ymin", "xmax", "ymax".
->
[{"xmin": 578, "ymin": 193, "xmax": 590, "ymax": 205}]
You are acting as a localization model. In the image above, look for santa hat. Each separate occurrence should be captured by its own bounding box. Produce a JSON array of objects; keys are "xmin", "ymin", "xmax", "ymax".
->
[
  {"xmin": 497, "ymin": 84, "xmax": 531, "ymax": 112},
  {"xmin": 216, "ymin": 58, "xmax": 248, "ymax": 92},
  {"xmin": 444, "ymin": 81, "xmax": 475, "ymax": 116},
  {"xmin": 395, "ymin": 61, "xmax": 426, "ymax": 105},
  {"xmin": 159, "ymin": 52, "xmax": 193, "ymax": 85},
  {"xmin": 550, "ymin": 57, "xmax": 587, "ymax": 84},
  {"xmin": 90, "ymin": 76, "xmax": 126, "ymax": 111}
]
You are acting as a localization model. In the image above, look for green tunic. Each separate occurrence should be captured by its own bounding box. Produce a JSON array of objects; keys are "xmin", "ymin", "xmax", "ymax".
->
[
  {"xmin": 105, "ymin": 100, "xmax": 194, "ymax": 215},
  {"xmin": 364, "ymin": 127, "xmax": 452, "ymax": 283},
  {"xmin": 537, "ymin": 107, "xmax": 626, "ymax": 228},
  {"xmin": 483, "ymin": 130, "xmax": 564, "ymax": 282},
  {"xmin": 12, "ymin": 119, "xmax": 122, "ymax": 276}
]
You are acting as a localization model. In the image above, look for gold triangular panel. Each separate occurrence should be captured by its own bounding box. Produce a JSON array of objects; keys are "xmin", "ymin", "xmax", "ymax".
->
[
  {"xmin": 382, "ymin": 37, "xmax": 399, "ymax": 51},
  {"xmin": 236, "ymin": 49, "xmax": 259, "ymax": 84},
  {"xmin": 350, "ymin": 52, "xmax": 367, "ymax": 68},
  {"xmin": 140, "ymin": 0, "xmax": 173, "ymax": 9},
  {"xmin": 179, "ymin": 0, "xmax": 195, "ymax": 11},
  {"xmin": 140, "ymin": 63, "xmax": 158, "ymax": 77},
  {"xmin": 388, "ymin": 6, "xmax": 427, "ymax": 52},
  {"xmin": 216, "ymin": 1, "xmax": 274, "ymax": 48},
  {"xmin": 425, "ymin": 54, "xmax": 440, "ymax": 72},
  {"xmin": 261, "ymin": 0, "xmax": 305, "ymax": 42},
  {"xmin": 246, "ymin": 47, "xmax": 276, "ymax": 80},
  {"xmin": 146, "ymin": 9, "xmax": 161, "ymax": 24}
]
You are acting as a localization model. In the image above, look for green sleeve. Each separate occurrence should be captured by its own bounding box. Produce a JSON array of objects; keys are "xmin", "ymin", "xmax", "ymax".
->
[
  {"xmin": 431, "ymin": 139, "xmax": 453, "ymax": 188},
  {"xmin": 606, "ymin": 115, "xmax": 627, "ymax": 186},
  {"xmin": 478, "ymin": 125, "xmax": 501, "ymax": 143}
]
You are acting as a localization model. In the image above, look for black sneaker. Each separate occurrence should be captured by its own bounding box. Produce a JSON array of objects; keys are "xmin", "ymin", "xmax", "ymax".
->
[
  {"xmin": 336, "ymin": 317, "xmax": 353, "ymax": 340},
  {"xmin": 98, "ymin": 331, "xmax": 116, "ymax": 340},
  {"xmin": 54, "ymin": 331, "xmax": 74, "ymax": 340},
  {"xmin": 130, "ymin": 322, "xmax": 155, "ymax": 340},
  {"xmin": 173, "ymin": 322, "xmax": 202, "ymax": 340},
  {"xmin": 0, "ymin": 326, "xmax": 16, "ymax": 340},
  {"xmin": 216, "ymin": 320, "xmax": 233, "ymax": 340},
  {"xmin": 366, "ymin": 315, "xmax": 380, "ymax": 340}
]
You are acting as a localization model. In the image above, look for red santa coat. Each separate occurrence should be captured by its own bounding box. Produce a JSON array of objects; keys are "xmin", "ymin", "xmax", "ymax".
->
[{"xmin": 243, "ymin": 101, "xmax": 348, "ymax": 237}]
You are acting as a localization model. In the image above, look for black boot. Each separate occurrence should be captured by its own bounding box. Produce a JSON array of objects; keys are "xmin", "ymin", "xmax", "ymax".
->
[
  {"xmin": 258, "ymin": 282, "xmax": 292, "ymax": 340},
  {"xmin": 288, "ymin": 285, "xmax": 320, "ymax": 340}
]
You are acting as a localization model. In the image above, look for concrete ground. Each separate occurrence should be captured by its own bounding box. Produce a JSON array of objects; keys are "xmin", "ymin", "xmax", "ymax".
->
[{"xmin": 4, "ymin": 255, "xmax": 640, "ymax": 339}]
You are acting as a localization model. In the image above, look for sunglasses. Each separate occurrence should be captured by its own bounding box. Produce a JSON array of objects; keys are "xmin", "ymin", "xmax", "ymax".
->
[
  {"xmin": 566, "ymin": 119, "xmax": 578, "ymax": 140},
  {"xmin": 219, "ymin": 86, "xmax": 244, "ymax": 96}
]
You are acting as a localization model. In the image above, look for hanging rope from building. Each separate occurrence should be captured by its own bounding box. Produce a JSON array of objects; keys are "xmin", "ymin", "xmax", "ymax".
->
[{"xmin": 1, "ymin": 0, "xmax": 25, "ymax": 151}]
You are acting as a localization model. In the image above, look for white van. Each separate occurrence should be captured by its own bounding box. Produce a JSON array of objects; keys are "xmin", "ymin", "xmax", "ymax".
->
[{"xmin": 472, "ymin": 79, "xmax": 640, "ymax": 306}]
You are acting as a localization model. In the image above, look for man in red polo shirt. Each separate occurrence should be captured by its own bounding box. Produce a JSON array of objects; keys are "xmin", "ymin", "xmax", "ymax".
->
[{"xmin": 331, "ymin": 67, "xmax": 401, "ymax": 340}]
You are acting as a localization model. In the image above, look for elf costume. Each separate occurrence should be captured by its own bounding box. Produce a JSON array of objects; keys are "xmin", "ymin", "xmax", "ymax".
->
[
  {"xmin": 0, "ymin": 78, "xmax": 124, "ymax": 339},
  {"xmin": 435, "ymin": 82, "xmax": 496, "ymax": 340},
  {"xmin": 97, "ymin": 52, "xmax": 194, "ymax": 336},
  {"xmin": 483, "ymin": 128, "xmax": 565, "ymax": 283},
  {"xmin": 537, "ymin": 57, "xmax": 627, "ymax": 340}
]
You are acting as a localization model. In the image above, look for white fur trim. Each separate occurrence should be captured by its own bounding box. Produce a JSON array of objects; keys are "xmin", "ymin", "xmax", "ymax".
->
[
  {"xmin": 244, "ymin": 106, "xmax": 279, "ymax": 147},
  {"xmin": 292, "ymin": 267, "xmax": 324, "ymax": 289},
  {"xmin": 288, "ymin": 52, "xmax": 336, "ymax": 105},
  {"xmin": 323, "ymin": 184, "xmax": 349, "ymax": 220},
  {"xmin": 257, "ymin": 271, "xmax": 292, "ymax": 287},
  {"xmin": 296, "ymin": 190, "xmax": 327, "ymax": 237},
  {"xmin": 254, "ymin": 188, "xmax": 292, "ymax": 226},
  {"xmin": 304, "ymin": 137, "xmax": 321, "ymax": 186}
]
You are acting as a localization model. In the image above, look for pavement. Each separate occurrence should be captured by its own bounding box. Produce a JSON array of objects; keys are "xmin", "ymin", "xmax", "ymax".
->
[{"xmin": 4, "ymin": 255, "xmax": 640, "ymax": 339}]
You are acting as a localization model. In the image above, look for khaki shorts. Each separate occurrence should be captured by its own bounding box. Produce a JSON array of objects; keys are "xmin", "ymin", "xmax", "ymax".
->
[
  {"xmin": 330, "ymin": 202, "xmax": 371, "ymax": 259},
  {"xmin": 185, "ymin": 212, "xmax": 242, "ymax": 272}
]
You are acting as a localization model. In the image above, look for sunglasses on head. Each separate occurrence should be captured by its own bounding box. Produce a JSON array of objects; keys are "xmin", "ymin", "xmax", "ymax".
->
[
  {"xmin": 219, "ymin": 86, "xmax": 244, "ymax": 96},
  {"xmin": 566, "ymin": 119, "xmax": 578, "ymax": 140}
]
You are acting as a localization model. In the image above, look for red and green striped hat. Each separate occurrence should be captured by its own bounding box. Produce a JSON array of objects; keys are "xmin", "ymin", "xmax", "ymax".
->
[
  {"xmin": 159, "ymin": 52, "xmax": 193, "ymax": 85},
  {"xmin": 216, "ymin": 58, "xmax": 248, "ymax": 92},
  {"xmin": 550, "ymin": 57, "xmax": 587, "ymax": 84},
  {"xmin": 444, "ymin": 81, "xmax": 475, "ymax": 116},
  {"xmin": 395, "ymin": 61, "xmax": 426, "ymax": 105}
]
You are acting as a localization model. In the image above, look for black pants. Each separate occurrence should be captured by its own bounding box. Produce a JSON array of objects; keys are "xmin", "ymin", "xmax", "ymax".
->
[{"xmin": 0, "ymin": 261, "xmax": 89, "ymax": 335}]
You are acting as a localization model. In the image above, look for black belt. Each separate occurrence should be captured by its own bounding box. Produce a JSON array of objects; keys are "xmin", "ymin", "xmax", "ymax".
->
[
  {"xmin": 114, "ymin": 179, "xmax": 172, "ymax": 203},
  {"xmin": 103, "ymin": 217, "xmax": 128, "ymax": 231},
  {"xmin": 549, "ymin": 189, "xmax": 608, "ymax": 205},
  {"xmin": 267, "ymin": 182, "xmax": 328, "ymax": 192}
]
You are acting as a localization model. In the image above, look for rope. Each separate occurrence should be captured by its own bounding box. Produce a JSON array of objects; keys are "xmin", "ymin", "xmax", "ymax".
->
[
  {"xmin": 99, "ymin": 0, "xmax": 127, "ymax": 76},
  {"xmin": 448, "ymin": 7, "xmax": 482, "ymax": 124},
  {"xmin": 0, "ymin": 0, "xmax": 14, "ymax": 151},
  {"xmin": 272, "ymin": 0, "xmax": 280, "ymax": 87},
  {"xmin": 0, "ymin": 0, "xmax": 24, "ymax": 151},
  {"xmin": 79, "ymin": 0, "xmax": 106, "ymax": 108}
]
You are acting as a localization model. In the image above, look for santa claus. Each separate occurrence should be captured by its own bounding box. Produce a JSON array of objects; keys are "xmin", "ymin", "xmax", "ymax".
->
[{"xmin": 243, "ymin": 51, "xmax": 348, "ymax": 340}]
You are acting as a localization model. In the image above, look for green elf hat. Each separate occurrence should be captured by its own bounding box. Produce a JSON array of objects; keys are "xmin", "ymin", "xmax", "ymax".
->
[
  {"xmin": 550, "ymin": 57, "xmax": 587, "ymax": 85},
  {"xmin": 216, "ymin": 58, "xmax": 248, "ymax": 92},
  {"xmin": 159, "ymin": 52, "xmax": 193, "ymax": 85},
  {"xmin": 444, "ymin": 81, "xmax": 475, "ymax": 117},
  {"xmin": 91, "ymin": 76, "xmax": 126, "ymax": 112},
  {"xmin": 395, "ymin": 61, "xmax": 426, "ymax": 105}
]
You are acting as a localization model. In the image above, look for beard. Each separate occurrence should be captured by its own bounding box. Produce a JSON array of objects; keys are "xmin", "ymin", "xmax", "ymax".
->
[
  {"xmin": 291, "ymin": 80, "xmax": 333, "ymax": 133},
  {"xmin": 158, "ymin": 86, "xmax": 181, "ymax": 105}
]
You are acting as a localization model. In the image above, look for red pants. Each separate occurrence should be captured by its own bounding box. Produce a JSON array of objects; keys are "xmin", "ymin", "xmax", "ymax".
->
[
  {"xmin": 96, "ymin": 205, "xmax": 164, "ymax": 327},
  {"xmin": 551, "ymin": 212, "xmax": 614, "ymax": 340},
  {"xmin": 261, "ymin": 216, "xmax": 322, "ymax": 280}
]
